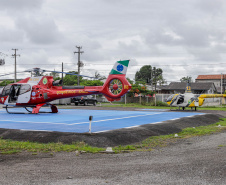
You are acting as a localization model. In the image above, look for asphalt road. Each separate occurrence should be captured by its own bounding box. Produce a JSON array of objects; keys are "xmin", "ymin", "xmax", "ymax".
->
[{"xmin": 0, "ymin": 130, "xmax": 225, "ymax": 185}]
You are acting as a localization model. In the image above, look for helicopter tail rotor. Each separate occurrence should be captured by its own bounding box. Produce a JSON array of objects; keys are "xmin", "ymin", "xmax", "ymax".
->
[{"xmin": 101, "ymin": 60, "xmax": 131, "ymax": 101}]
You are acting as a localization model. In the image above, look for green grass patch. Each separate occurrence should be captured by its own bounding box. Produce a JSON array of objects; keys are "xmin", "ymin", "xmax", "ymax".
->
[
  {"xmin": 0, "ymin": 140, "xmax": 105, "ymax": 155},
  {"xmin": 116, "ymin": 118, "xmax": 226, "ymax": 152}
]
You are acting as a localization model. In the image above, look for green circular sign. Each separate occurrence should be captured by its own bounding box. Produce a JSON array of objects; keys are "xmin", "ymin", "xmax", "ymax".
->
[{"xmin": 43, "ymin": 78, "xmax": 48, "ymax": 85}]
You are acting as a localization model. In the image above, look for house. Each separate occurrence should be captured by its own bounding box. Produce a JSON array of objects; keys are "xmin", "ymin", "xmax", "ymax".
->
[
  {"xmin": 146, "ymin": 85, "xmax": 168, "ymax": 93},
  {"xmin": 196, "ymin": 74, "xmax": 226, "ymax": 93},
  {"xmin": 159, "ymin": 82, "xmax": 216, "ymax": 94}
]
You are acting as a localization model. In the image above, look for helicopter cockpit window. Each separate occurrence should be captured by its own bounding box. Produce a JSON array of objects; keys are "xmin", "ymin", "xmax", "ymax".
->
[
  {"xmin": 19, "ymin": 84, "xmax": 31, "ymax": 95},
  {"xmin": 1, "ymin": 85, "xmax": 11, "ymax": 96},
  {"xmin": 166, "ymin": 94, "xmax": 174, "ymax": 102},
  {"xmin": 8, "ymin": 85, "xmax": 21, "ymax": 102}
]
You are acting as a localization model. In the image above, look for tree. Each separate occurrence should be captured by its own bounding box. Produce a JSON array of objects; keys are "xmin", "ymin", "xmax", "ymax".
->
[
  {"xmin": 180, "ymin": 76, "xmax": 193, "ymax": 83},
  {"xmin": 80, "ymin": 79, "xmax": 104, "ymax": 86},
  {"xmin": 156, "ymin": 75, "xmax": 167, "ymax": 86},
  {"xmin": 135, "ymin": 65, "xmax": 164, "ymax": 86},
  {"xmin": 49, "ymin": 71, "xmax": 60, "ymax": 79},
  {"xmin": 126, "ymin": 78, "xmax": 134, "ymax": 85},
  {"xmin": 0, "ymin": 80, "xmax": 14, "ymax": 86},
  {"xmin": 135, "ymin": 65, "xmax": 152, "ymax": 83},
  {"xmin": 63, "ymin": 71, "xmax": 82, "ymax": 86},
  {"xmin": 94, "ymin": 71, "xmax": 106, "ymax": 80},
  {"xmin": 127, "ymin": 82, "xmax": 155, "ymax": 97}
]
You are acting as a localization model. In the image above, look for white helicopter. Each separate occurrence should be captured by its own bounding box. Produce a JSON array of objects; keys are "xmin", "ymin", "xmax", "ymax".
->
[{"xmin": 165, "ymin": 81, "xmax": 226, "ymax": 111}]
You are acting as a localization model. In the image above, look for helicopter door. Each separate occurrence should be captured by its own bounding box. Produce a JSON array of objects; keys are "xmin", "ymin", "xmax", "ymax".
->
[
  {"xmin": 7, "ymin": 85, "xmax": 21, "ymax": 103},
  {"xmin": 17, "ymin": 84, "xmax": 31, "ymax": 103}
]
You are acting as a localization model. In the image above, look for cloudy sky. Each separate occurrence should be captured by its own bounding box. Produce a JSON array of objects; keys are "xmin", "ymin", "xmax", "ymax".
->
[{"xmin": 0, "ymin": 0, "xmax": 226, "ymax": 83}]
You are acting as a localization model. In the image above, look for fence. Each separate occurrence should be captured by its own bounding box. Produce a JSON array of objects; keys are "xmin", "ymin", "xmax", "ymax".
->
[{"xmin": 121, "ymin": 94, "xmax": 225, "ymax": 106}]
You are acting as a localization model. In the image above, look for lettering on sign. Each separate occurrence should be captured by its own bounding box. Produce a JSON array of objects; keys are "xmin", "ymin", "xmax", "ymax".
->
[
  {"xmin": 56, "ymin": 90, "xmax": 88, "ymax": 95},
  {"xmin": 124, "ymin": 85, "xmax": 129, "ymax": 89}
]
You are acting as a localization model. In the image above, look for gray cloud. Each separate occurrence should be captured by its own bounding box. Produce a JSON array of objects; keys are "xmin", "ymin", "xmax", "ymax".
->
[
  {"xmin": 0, "ymin": 0, "xmax": 43, "ymax": 11},
  {"xmin": 1, "ymin": 0, "xmax": 226, "ymax": 82},
  {"xmin": 15, "ymin": 16, "xmax": 62, "ymax": 44}
]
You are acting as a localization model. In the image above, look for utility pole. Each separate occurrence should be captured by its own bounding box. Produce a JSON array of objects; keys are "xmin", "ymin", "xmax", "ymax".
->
[
  {"xmin": 74, "ymin": 46, "xmax": 84, "ymax": 85},
  {"xmin": 153, "ymin": 67, "xmax": 156, "ymax": 92},
  {"xmin": 12, "ymin": 49, "xmax": 20, "ymax": 83},
  {"xmin": 62, "ymin": 62, "xmax": 64, "ymax": 85}
]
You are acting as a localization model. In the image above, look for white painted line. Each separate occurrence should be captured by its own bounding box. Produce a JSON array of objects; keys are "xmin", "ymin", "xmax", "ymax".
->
[
  {"xmin": 20, "ymin": 129, "xmax": 53, "ymax": 132},
  {"xmin": 94, "ymin": 130, "xmax": 111, "ymax": 133},
  {"xmin": 68, "ymin": 112, "xmax": 163, "ymax": 125},
  {"xmin": 0, "ymin": 112, "xmax": 163, "ymax": 126},
  {"xmin": 95, "ymin": 113, "xmax": 206, "ymax": 133},
  {"xmin": 151, "ymin": 122, "xmax": 162, "ymax": 124},
  {"xmin": 170, "ymin": 118, "xmax": 180, "ymax": 120},
  {"xmin": 0, "ymin": 120, "xmax": 69, "ymax": 125}
]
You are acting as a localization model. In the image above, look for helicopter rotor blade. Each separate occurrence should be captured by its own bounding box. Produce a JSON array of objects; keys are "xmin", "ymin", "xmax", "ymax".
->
[
  {"xmin": 0, "ymin": 68, "xmax": 98, "ymax": 79},
  {"xmin": 0, "ymin": 72, "xmax": 26, "ymax": 77},
  {"xmin": 43, "ymin": 70, "xmax": 97, "ymax": 79}
]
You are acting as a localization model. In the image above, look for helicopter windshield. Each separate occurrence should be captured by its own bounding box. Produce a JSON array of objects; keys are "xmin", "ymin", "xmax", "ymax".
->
[
  {"xmin": 166, "ymin": 94, "xmax": 175, "ymax": 102},
  {"xmin": 1, "ymin": 85, "xmax": 11, "ymax": 97},
  {"xmin": 1, "ymin": 84, "xmax": 31, "ymax": 103}
]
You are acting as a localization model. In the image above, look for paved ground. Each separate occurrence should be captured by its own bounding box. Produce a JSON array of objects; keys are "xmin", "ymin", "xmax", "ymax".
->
[
  {"xmin": 0, "ymin": 108, "xmax": 220, "ymax": 147},
  {"xmin": 0, "ymin": 108, "xmax": 203, "ymax": 133}
]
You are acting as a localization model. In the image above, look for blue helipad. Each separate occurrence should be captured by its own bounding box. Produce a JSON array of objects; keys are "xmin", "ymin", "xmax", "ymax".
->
[{"xmin": 0, "ymin": 108, "xmax": 204, "ymax": 133}]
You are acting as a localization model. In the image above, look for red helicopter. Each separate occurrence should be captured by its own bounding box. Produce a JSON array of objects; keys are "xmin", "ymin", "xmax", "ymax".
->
[{"xmin": 0, "ymin": 60, "xmax": 131, "ymax": 114}]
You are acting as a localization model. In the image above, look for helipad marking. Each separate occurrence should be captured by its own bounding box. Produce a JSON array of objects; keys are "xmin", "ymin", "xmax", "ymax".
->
[
  {"xmin": 68, "ymin": 112, "xmax": 162, "ymax": 125},
  {"xmin": 0, "ymin": 120, "xmax": 68, "ymax": 125},
  {"xmin": 0, "ymin": 109, "xmax": 204, "ymax": 133},
  {"xmin": 94, "ymin": 113, "xmax": 206, "ymax": 133},
  {"xmin": 0, "ymin": 112, "xmax": 163, "ymax": 126}
]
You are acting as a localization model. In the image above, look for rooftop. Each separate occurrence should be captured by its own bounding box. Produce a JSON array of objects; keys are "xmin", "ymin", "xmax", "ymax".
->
[
  {"xmin": 162, "ymin": 82, "xmax": 215, "ymax": 90},
  {"xmin": 196, "ymin": 74, "xmax": 226, "ymax": 80}
]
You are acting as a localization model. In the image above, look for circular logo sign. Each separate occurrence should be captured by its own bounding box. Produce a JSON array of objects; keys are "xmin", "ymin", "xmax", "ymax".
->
[
  {"xmin": 43, "ymin": 78, "xmax": 48, "ymax": 85},
  {"xmin": 117, "ymin": 64, "xmax": 124, "ymax": 72}
]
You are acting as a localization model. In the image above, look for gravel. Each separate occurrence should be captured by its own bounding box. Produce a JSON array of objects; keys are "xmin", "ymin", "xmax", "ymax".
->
[{"xmin": 0, "ymin": 131, "xmax": 225, "ymax": 185}]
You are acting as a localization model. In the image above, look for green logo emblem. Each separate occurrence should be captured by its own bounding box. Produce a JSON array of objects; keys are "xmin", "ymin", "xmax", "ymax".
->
[
  {"xmin": 188, "ymin": 100, "xmax": 191, "ymax": 104},
  {"xmin": 43, "ymin": 78, "xmax": 48, "ymax": 85}
]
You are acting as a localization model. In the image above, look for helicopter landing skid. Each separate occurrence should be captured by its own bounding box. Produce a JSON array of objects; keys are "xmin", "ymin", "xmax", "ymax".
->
[
  {"xmin": 5, "ymin": 104, "xmax": 58, "ymax": 114},
  {"xmin": 5, "ymin": 105, "xmax": 33, "ymax": 114}
]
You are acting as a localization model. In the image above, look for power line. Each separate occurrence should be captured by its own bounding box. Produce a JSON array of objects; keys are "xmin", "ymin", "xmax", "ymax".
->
[{"xmin": 5, "ymin": 62, "xmax": 226, "ymax": 67}]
